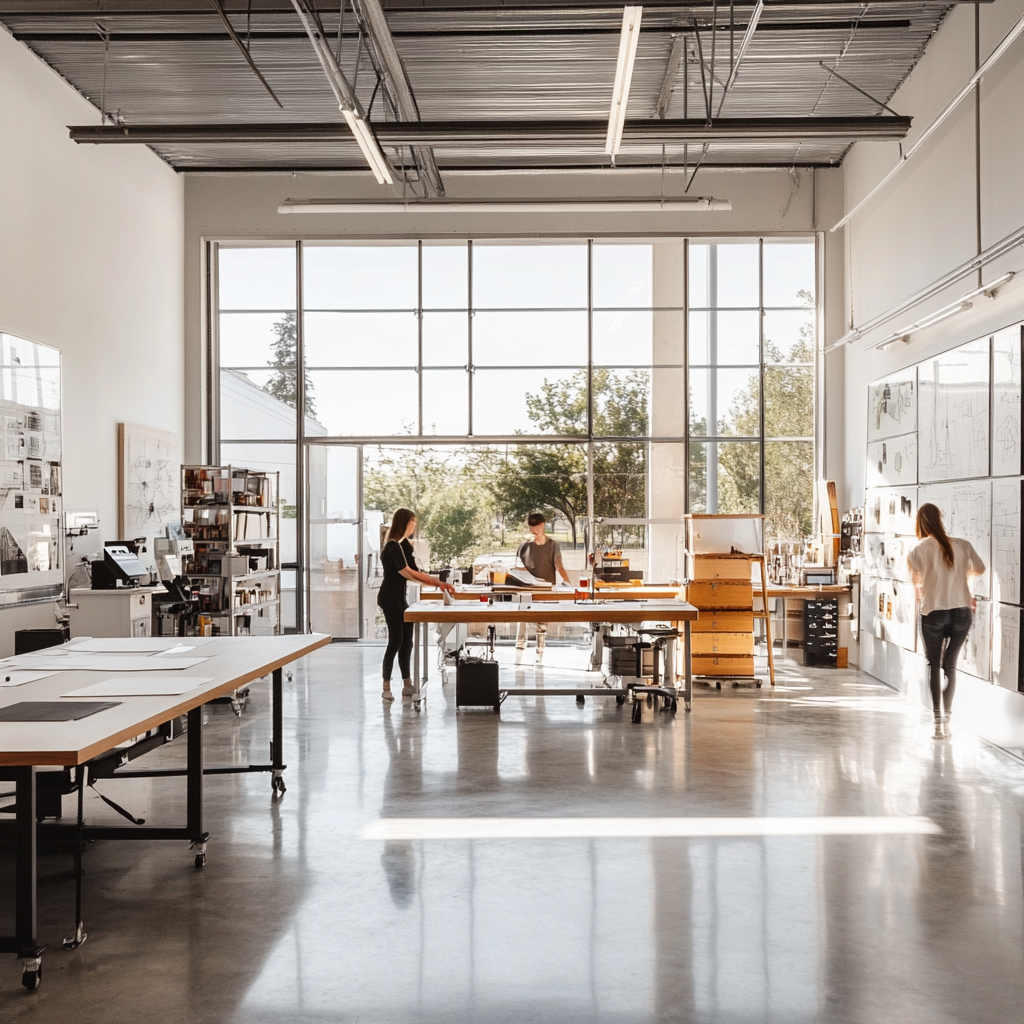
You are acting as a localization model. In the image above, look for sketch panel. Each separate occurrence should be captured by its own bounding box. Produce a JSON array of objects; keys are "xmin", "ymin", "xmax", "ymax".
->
[
  {"xmin": 992, "ymin": 324, "xmax": 1022, "ymax": 477},
  {"xmin": 991, "ymin": 479, "xmax": 1021, "ymax": 606},
  {"xmin": 959, "ymin": 598, "xmax": 991, "ymax": 681},
  {"xmin": 118, "ymin": 423, "xmax": 180, "ymax": 538},
  {"xmin": 866, "ymin": 433, "xmax": 918, "ymax": 487},
  {"xmin": 918, "ymin": 337, "xmax": 990, "ymax": 482},
  {"xmin": 865, "ymin": 486, "xmax": 918, "ymax": 535},
  {"xmin": 863, "ymin": 531, "xmax": 915, "ymax": 582},
  {"xmin": 919, "ymin": 480, "xmax": 992, "ymax": 599},
  {"xmin": 868, "ymin": 575, "xmax": 917, "ymax": 652},
  {"xmin": 993, "ymin": 602, "xmax": 1021, "ymax": 691},
  {"xmin": 867, "ymin": 374, "xmax": 917, "ymax": 441}
]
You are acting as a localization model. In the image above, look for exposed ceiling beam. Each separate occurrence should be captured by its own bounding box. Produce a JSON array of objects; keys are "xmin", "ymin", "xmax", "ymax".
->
[
  {"xmin": 716, "ymin": 0, "xmax": 762, "ymax": 115},
  {"xmin": 8, "ymin": 20, "xmax": 914, "ymax": 41},
  {"xmin": 656, "ymin": 35, "xmax": 685, "ymax": 119},
  {"xmin": 69, "ymin": 115, "xmax": 912, "ymax": 147},
  {"xmin": 206, "ymin": 0, "xmax": 283, "ymax": 108},
  {"xmin": 350, "ymin": 0, "xmax": 444, "ymax": 196}
]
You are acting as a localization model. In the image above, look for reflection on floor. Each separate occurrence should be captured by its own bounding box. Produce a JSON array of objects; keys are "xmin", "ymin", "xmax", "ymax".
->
[{"xmin": 4, "ymin": 642, "xmax": 1024, "ymax": 1023}]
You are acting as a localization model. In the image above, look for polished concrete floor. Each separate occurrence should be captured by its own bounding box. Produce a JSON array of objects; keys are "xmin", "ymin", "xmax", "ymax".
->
[{"xmin": 3, "ymin": 642, "xmax": 1024, "ymax": 1023}]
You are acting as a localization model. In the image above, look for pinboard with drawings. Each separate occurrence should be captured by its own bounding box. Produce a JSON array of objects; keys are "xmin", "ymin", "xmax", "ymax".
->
[{"xmin": 866, "ymin": 326, "xmax": 1024, "ymax": 690}]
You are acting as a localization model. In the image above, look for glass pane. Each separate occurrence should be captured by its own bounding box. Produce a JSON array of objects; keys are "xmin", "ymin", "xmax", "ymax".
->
[
  {"xmin": 763, "ymin": 241, "xmax": 816, "ymax": 308},
  {"xmin": 220, "ymin": 442, "xmax": 297, "ymax": 565},
  {"xmin": 688, "ymin": 311, "xmax": 759, "ymax": 365},
  {"xmin": 423, "ymin": 312, "xmax": 468, "ymax": 366},
  {"xmin": 689, "ymin": 367, "xmax": 760, "ymax": 437},
  {"xmin": 219, "ymin": 247, "xmax": 296, "ymax": 310},
  {"xmin": 765, "ymin": 441, "xmax": 814, "ymax": 545},
  {"xmin": 473, "ymin": 311, "xmax": 587, "ymax": 366},
  {"xmin": 423, "ymin": 244, "xmax": 468, "ymax": 308},
  {"xmin": 219, "ymin": 312, "xmax": 289, "ymax": 368},
  {"xmin": 648, "ymin": 365, "xmax": 685, "ymax": 437},
  {"xmin": 306, "ymin": 370, "xmax": 419, "ymax": 435},
  {"xmin": 303, "ymin": 245, "xmax": 418, "ymax": 309},
  {"xmin": 592, "ymin": 367, "xmax": 654, "ymax": 437},
  {"xmin": 649, "ymin": 440, "xmax": 687, "ymax": 583},
  {"xmin": 594, "ymin": 310, "xmax": 685, "ymax": 365},
  {"xmin": 765, "ymin": 366, "xmax": 814, "ymax": 437},
  {"xmin": 593, "ymin": 441, "xmax": 647, "ymax": 518},
  {"xmin": 473, "ymin": 368, "xmax": 588, "ymax": 435},
  {"xmin": 423, "ymin": 370, "xmax": 469, "ymax": 435},
  {"xmin": 304, "ymin": 312, "xmax": 417, "ymax": 367},
  {"xmin": 688, "ymin": 440, "xmax": 761, "ymax": 515},
  {"xmin": 763, "ymin": 310, "xmax": 815, "ymax": 363},
  {"xmin": 592, "ymin": 244, "xmax": 653, "ymax": 307},
  {"xmin": 689, "ymin": 243, "xmax": 759, "ymax": 307},
  {"xmin": 473, "ymin": 245, "xmax": 587, "ymax": 308},
  {"xmin": 221, "ymin": 369, "xmax": 295, "ymax": 440}
]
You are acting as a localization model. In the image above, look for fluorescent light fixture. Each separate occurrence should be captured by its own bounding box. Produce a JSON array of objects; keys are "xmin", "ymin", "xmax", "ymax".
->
[
  {"xmin": 341, "ymin": 108, "xmax": 393, "ymax": 185},
  {"xmin": 279, "ymin": 197, "xmax": 730, "ymax": 214},
  {"xmin": 872, "ymin": 272, "xmax": 1015, "ymax": 351},
  {"xmin": 605, "ymin": 6, "xmax": 644, "ymax": 156},
  {"xmin": 359, "ymin": 816, "xmax": 940, "ymax": 840}
]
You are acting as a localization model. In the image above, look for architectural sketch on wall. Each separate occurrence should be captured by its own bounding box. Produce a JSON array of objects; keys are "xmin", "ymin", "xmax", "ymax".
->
[
  {"xmin": 0, "ymin": 333, "xmax": 62, "ymax": 592},
  {"xmin": 918, "ymin": 337, "xmax": 990, "ymax": 482},
  {"xmin": 869, "ymin": 577, "xmax": 917, "ymax": 652},
  {"xmin": 864, "ymin": 531, "xmax": 914, "ymax": 582},
  {"xmin": 118, "ymin": 423, "xmax": 179, "ymax": 538},
  {"xmin": 992, "ymin": 325, "xmax": 1022, "ymax": 477},
  {"xmin": 993, "ymin": 602, "xmax": 1021, "ymax": 692},
  {"xmin": 865, "ymin": 485, "xmax": 917, "ymax": 535},
  {"xmin": 867, "ymin": 375, "xmax": 917, "ymax": 441},
  {"xmin": 991, "ymin": 479, "xmax": 1021, "ymax": 606},
  {"xmin": 959, "ymin": 598, "xmax": 991, "ymax": 681},
  {"xmin": 920, "ymin": 480, "xmax": 991, "ymax": 598},
  {"xmin": 866, "ymin": 433, "xmax": 918, "ymax": 487}
]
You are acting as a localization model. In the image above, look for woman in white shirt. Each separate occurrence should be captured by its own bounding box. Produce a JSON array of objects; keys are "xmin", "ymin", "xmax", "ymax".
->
[{"xmin": 907, "ymin": 503, "xmax": 985, "ymax": 739}]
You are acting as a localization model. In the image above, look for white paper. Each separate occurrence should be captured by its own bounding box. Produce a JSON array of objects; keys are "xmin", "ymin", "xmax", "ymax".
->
[
  {"xmin": 61, "ymin": 676, "xmax": 214, "ymax": 698},
  {"xmin": 22, "ymin": 655, "xmax": 209, "ymax": 672},
  {"xmin": 0, "ymin": 670, "xmax": 57, "ymax": 687},
  {"xmin": 70, "ymin": 638, "xmax": 195, "ymax": 653},
  {"xmin": 151, "ymin": 644, "xmax": 198, "ymax": 656}
]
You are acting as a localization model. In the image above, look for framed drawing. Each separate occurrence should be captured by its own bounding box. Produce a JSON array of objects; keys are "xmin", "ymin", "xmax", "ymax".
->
[{"xmin": 118, "ymin": 423, "xmax": 179, "ymax": 538}]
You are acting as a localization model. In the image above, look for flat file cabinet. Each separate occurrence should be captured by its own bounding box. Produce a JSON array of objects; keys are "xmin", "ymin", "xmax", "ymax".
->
[
  {"xmin": 686, "ymin": 557, "xmax": 757, "ymax": 679},
  {"xmin": 70, "ymin": 586, "xmax": 162, "ymax": 638}
]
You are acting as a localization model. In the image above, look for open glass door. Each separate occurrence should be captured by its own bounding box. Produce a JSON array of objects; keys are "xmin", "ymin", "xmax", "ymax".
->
[{"xmin": 307, "ymin": 444, "xmax": 363, "ymax": 638}]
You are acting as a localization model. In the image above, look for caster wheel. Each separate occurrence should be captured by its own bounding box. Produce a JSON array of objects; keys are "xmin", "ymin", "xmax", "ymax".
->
[
  {"xmin": 756, "ymin": 681, "xmax": 763, "ymax": 688},
  {"xmin": 715, "ymin": 681, "xmax": 722, "ymax": 691},
  {"xmin": 195, "ymin": 854, "xmax": 206, "ymax": 869},
  {"xmin": 671, "ymin": 700, "xmax": 678, "ymax": 714},
  {"xmin": 631, "ymin": 702, "xmax": 642, "ymax": 723},
  {"xmin": 576, "ymin": 695, "xmax": 585, "ymax": 706},
  {"xmin": 616, "ymin": 694, "xmax": 625, "ymax": 705},
  {"xmin": 21, "ymin": 968, "xmax": 41, "ymax": 991}
]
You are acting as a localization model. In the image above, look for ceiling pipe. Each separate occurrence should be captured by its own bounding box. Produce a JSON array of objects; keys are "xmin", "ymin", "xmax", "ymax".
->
[{"xmin": 278, "ymin": 197, "xmax": 733, "ymax": 213}]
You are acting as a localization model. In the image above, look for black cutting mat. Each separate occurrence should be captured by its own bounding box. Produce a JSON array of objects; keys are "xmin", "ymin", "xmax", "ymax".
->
[{"xmin": 0, "ymin": 701, "xmax": 121, "ymax": 722}]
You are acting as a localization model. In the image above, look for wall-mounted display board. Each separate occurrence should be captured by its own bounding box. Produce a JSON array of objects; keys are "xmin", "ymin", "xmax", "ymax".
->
[
  {"xmin": 0, "ymin": 332, "xmax": 62, "ymax": 603},
  {"xmin": 866, "ymin": 324, "xmax": 1024, "ymax": 690}
]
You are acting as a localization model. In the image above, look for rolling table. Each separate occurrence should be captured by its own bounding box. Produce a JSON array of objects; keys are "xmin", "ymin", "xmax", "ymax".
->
[
  {"xmin": 766, "ymin": 584, "xmax": 852, "ymax": 661},
  {"xmin": 0, "ymin": 632, "xmax": 329, "ymax": 991},
  {"xmin": 405, "ymin": 598, "xmax": 698, "ymax": 712}
]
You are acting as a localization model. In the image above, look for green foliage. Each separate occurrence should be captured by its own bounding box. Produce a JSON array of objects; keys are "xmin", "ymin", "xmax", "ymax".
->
[{"xmin": 264, "ymin": 312, "xmax": 317, "ymax": 416}]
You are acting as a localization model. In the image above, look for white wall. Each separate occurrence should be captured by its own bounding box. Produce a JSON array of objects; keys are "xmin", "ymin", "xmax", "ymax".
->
[
  {"xmin": 838, "ymin": 2, "xmax": 1024, "ymax": 750},
  {"xmin": 0, "ymin": 28, "xmax": 185, "ymax": 649}
]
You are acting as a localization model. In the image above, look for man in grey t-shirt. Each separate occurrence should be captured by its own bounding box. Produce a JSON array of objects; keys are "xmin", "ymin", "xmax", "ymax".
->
[{"xmin": 515, "ymin": 512, "xmax": 571, "ymax": 661}]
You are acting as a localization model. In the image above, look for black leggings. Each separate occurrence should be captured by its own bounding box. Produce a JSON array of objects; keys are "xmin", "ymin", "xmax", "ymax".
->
[
  {"xmin": 920, "ymin": 607, "xmax": 973, "ymax": 716},
  {"xmin": 380, "ymin": 602, "xmax": 413, "ymax": 682}
]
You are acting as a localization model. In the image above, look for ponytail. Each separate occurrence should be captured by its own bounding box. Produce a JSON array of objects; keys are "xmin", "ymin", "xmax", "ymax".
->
[{"xmin": 916, "ymin": 503, "xmax": 954, "ymax": 568}]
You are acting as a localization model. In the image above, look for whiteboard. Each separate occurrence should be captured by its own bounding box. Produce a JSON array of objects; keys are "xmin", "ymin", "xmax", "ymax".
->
[
  {"xmin": 991, "ymin": 479, "xmax": 1020, "ymax": 606},
  {"xmin": 867, "ymin": 374, "xmax": 917, "ymax": 441},
  {"xmin": 866, "ymin": 433, "xmax": 918, "ymax": 487},
  {"xmin": 992, "ymin": 325, "xmax": 1022, "ymax": 477},
  {"xmin": 919, "ymin": 480, "xmax": 991, "ymax": 599},
  {"xmin": 864, "ymin": 486, "xmax": 918, "ymax": 535},
  {"xmin": 992, "ymin": 602, "xmax": 1021, "ymax": 691},
  {"xmin": 918, "ymin": 337, "xmax": 990, "ymax": 482},
  {"xmin": 959, "ymin": 598, "xmax": 991, "ymax": 681}
]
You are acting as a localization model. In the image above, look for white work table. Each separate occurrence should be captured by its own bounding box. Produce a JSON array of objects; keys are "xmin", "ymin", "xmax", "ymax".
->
[{"xmin": 0, "ymin": 632, "xmax": 330, "ymax": 991}]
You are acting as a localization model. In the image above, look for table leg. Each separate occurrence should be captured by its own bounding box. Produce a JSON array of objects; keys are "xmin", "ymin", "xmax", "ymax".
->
[
  {"xmin": 683, "ymin": 621, "xmax": 693, "ymax": 711},
  {"xmin": 186, "ymin": 706, "xmax": 209, "ymax": 867},
  {"xmin": 13, "ymin": 767, "xmax": 44, "ymax": 989},
  {"xmin": 271, "ymin": 668, "xmax": 286, "ymax": 795},
  {"xmin": 412, "ymin": 622, "xmax": 423, "ymax": 709}
]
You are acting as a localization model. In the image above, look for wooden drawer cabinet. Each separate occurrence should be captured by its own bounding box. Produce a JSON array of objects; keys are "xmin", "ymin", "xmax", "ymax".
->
[
  {"xmin": 692, "ymin": 632, "xmax": 754, "ymax": 656},
  {"xmin": 692, "ymin": 556, "xmax": 752, "ymax": 580},
  {"xmin": 687, "ymin": 581, "xmax": 753, "ymax": 609},
  {"xmin": 692, "ymin": 655, "xmax": 755, "ymax": 677},
  {"xmin": 691, "ymin": 611, "xmax": 754, "ymax": 633}
]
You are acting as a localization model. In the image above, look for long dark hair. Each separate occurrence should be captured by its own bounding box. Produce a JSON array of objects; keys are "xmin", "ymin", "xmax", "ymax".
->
[
  {"xmin": 386, "ymin": 507, "xmax": 416, "ymax": 543},
  {"xmin": 916, "ymin": 503, "xmax": 955, "ymax": 568}
]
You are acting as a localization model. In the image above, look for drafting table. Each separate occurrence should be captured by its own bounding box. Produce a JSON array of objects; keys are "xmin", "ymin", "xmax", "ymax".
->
[
  {"xmin": 0, "ymin": 632, "xmax": 329, "ymax": 991},
  {"xmin": 420, "ymin": 584, "xmax": 685, "ymax": 602},
  {"xmin": 405, "ymin": 599, "xmax": 697, "ymax": 712}
]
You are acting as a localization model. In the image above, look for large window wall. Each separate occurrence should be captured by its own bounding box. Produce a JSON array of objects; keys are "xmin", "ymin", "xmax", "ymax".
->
[{"xmin": 214, "ymin": 238, "xmax": 816, "ymax": 633}]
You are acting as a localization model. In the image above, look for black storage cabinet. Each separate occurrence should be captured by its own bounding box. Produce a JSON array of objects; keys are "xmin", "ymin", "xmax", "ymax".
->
[
  {"xmin": 456, "ymin": 656, "xmax": 501, "ymax": 712},
  {"xmin": 803, "ymin": 597, "xmax": 839, "ymax": 667}
]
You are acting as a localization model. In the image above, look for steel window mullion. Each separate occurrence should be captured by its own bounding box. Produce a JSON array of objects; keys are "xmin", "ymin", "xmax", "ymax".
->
[
  {"xmin": 758, "ymin": 237, "xmax": 766, "ymax": 516},
  {"xmin": 417, "ymin": 240, "xmax": 423, "ymax": 436},
  {"xmin": 683, "ymin": 237, "xmax": 690, "ymax": 515},
  {"xmin": 468, "ymin": 240, "xmax": 474, "ymax": 436},
  {"xmin": 296, "ymin": 239, "xmax": 308, "ymax": 634}
]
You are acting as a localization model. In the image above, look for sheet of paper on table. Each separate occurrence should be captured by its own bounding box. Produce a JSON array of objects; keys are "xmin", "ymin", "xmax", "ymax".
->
[
  {"xmin": 0, "ymin": 671, "xmax": 57, "ymax": 687},
  {"xmin": 14, "ymin": 656, "xmax": 210, "ymax": 672},
  {"xmin": 61, "ymin": 676, "xmax": 214, "ymax": 698},
  {"xmin": 70, "ymin": 638, "xmax": 199, "ymax": 654}
]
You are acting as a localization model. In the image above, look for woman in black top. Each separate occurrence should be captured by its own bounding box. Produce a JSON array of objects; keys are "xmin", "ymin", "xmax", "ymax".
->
[{"xmin": 378, "ymin": 508, "xmax": 453, "ymax": 701}]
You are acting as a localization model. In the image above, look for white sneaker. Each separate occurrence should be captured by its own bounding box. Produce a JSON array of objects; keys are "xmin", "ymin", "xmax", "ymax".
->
[{"xmin": 933, "ymin": 719, "xmax": 944, "ymax": 740}]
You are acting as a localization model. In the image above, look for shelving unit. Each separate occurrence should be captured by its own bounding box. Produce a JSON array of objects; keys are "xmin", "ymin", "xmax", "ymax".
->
[{"xmin": 181, "ymin": 465, "xmax": 281, "ymax": 636}]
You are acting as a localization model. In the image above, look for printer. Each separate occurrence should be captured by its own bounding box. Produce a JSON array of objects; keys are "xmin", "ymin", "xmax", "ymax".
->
[{"xmin": 91, "ymin": 542, "xmax": 149, "ymax": 589}]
